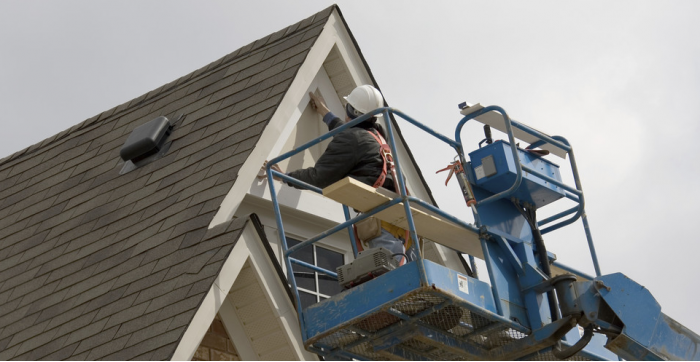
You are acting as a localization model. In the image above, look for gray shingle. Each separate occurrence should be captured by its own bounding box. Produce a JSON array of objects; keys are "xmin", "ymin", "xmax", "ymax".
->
[
  {"xmin": 85, "ymin": 334, "xmax": 129, "ymax": 360},
  {"xmin": 0, "ymin": 308, "xmax": 38, "ymax": 340},
  {"xmin": 178, "ymin": 228, "xmax": 207, "ymax": 250},
  {"xmin": 123, "ymin": 318, "xmax": 173, "ymax": 348},
  {"xmin": 0, "ymin": 289, "xmax": 10, "ymax": 306},
  {"xmin": 0, "ymin": 223, "xmax": 39, "ymax": 254},
  {"xmin": 110, "ymin": 261, "xmax": 157, "ymax": 291},
  {"xmin": 188, "ymin": 183, "xmax": 235, "ymax": 210},
  {"xmin": 0, "ymin": 344, "xmax": 19, "ymax": 360},
  {"xmin": 0, "ymin": 336, "xmax": 9, "ymax": 353},
  {"xmin": 66, "ymin": 350, "xmax": 89, "ymax": 360},
  {"xmin": 169, "ymin": 212, "xmax": 215, "ymax": 240},
  {"xmin": 24, "ymin": 283, "xmax": 69, "ymax": 314},
  {"xmin": 5, "ymin": 319, "xmax": 50, "ymax": 351},
  {"xmin": 128, "ymin": 223, "xmax": 170, "ymax": 255},
  {"xmin": 104, "ymin": 326, "xmax": 185, "ymax": 361},
  {"xmin": 0, "ymin": 186, "xmax": 47, "ymax": 214},
  {"xmin": 143, "ymin": 285, "xmax": 191, "ymax": 315},
  {"xmin": 27, "ymin": 201, "xmax": 69, "ymax": 231},
  {"xmin": 96, "ymin": 253, "xmax": 145, "ymax": 287},
  {"xmin": 0, "ymin": 265, "xmax": 39, "ymax": 294},
  {"xmin": 72, "ymin": 324, "xmax": 118, "ymax": 356},
  {"xmin": 63, "ymin": 274, "xmax": 116, "ymax": 298},
  {"xmin": 190, "ymin": 105, "xmax": 234, "ymax": 134},
  {"xmin": 175, "ymin": 261, "xmax": 221, "ymax": 290},
  {"xmin": 139, "ymin": 194, "xmax": 179, "ymax": 221},
  {"xmin": 35, "ymin": 249, "xmax": 82, "ymax": 278},
  {"xmin": 149, "ymin": 341, "xmax": 178, "ymax": 360},
  {"xmin": 260, "ymin": 31, "xmax": 306, "ymax": 61},
  {"xmin": 35, "ymin": 295, "xmax": 78, "ymax": 325},
  {"xmin": 13, "ymin": 327, "xmax": 59, "ymax": 357},
  {"xmin": 22, "ymin": 334, "xmax": 69, "ymax": 360},
  {"xmin": 7, "ymin": 273, "xmax": 49, "ymax": 302},
  {"xmin": 113, "ymin": 309, "xmax": 160, "ymax": 339},
  {"xmin": 44, "ymin": 256, "xmax": 88, "ymax": 284},
  {"xmin": 139, "ymin": 235, "xmax": 182, "ymax": 268},
  {"xmin": 104, "ymin": 174, "xmax": 149, "ymax": 204},
  {"xmin": 44, "ymin": 303, "xmax": 88, "ymax": 332},
  {"xmin": 157, "ymin": 203, "xmax": 204, "ymax": 232},
  {"xmin": 184, "ymin": 276, "xmax": 216, "ymax": 299},
  {"xmin": 0, "ymin": 184, "xmax": 31, "ymax": 216},
  {"xmin": 92, "ymin": 204, "xmax": 136, "ymax": 233},
  {"xmin": 216, "ymin": 82, "xmax": 262, "ymax": 111},
  {"xmin": 38, "ymin": 342, "xmax": 78, "ymax": 361},
  {"xmin": 186, "ymin": 67, "xmax": 229, "ymax": 96}
]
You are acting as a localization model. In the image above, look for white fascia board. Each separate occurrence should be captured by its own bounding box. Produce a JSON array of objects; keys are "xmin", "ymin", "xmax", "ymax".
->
[
  {"xmin": 243, "ymin": 231, "xmax": 317, "ymax": 360},
  {"xmin": 209, "ymin": 12, "xmax": 340, "ymax": 228},
  {"xmin": 171, "ymin": 225, "xmax": 253, "ymax": 361}
]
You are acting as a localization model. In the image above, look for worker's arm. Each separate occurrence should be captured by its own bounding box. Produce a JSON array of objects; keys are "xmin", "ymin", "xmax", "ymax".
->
[
  {"xmin": 309, "ymin": 91, "xmax": 344, "ymax": 130},
  {"xmin": 286, "ymin": 131, "xmax": 358, "ymax": 189}
]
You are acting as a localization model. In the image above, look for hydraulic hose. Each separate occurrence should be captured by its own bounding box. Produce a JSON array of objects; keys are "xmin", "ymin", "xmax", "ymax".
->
[
  {"xmin": 552, "ymin": 325, "xmax": 594, "ymax": 360},
  {"xmin": 514, "ymin": 201, "xmax": 559, "ymax": 323}
]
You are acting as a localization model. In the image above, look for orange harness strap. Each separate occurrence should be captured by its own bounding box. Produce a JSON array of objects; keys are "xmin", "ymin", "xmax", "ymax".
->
[{"xmin": 365, "ymin": 130, "xmax": 393, "ymax": 189}]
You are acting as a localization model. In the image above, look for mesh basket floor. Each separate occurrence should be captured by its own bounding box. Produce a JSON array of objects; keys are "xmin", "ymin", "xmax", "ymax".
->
[{"xmin": 307, "ymin": 291, "xmax": 595, "ymax": 361}]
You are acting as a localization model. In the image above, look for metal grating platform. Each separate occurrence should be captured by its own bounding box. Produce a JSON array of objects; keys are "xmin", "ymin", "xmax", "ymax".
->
[
  {"xmin": 302, "ymin": 261, "xmax": 597, "ymax": 361},
  {"xmin": 307, "ymin": 290, "xmax": 539, "ymax": 360}
]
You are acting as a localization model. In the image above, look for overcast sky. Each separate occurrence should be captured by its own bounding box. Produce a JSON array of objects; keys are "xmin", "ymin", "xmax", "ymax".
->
[{"xmin": 2, "ymin": 0, "xmax": 699, "ymax": 336}]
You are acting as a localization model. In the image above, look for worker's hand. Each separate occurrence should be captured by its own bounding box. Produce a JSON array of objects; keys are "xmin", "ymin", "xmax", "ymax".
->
[
  {"xmin": 309, "ymin": 92, "xmax": 330, "ymax": 117},
  {"xmin": 258, "ymin": 161, "xmax": 284, "ymax": 181}
]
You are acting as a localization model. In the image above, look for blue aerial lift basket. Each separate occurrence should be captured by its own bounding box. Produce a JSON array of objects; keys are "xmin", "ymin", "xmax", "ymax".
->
[{"xmin": 265, "ymin": 104, "xmax": 700, "ymax": 360}]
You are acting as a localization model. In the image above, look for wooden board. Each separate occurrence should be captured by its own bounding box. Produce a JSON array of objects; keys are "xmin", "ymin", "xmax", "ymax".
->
[
  {"xmin": 322, "ymin": 177, "xmax": 592, "ymax": 281},
  {"xmin": 460, "ymin": 103, "xmax": 568, "ymax": 159},
  {"xmin": 322, "ymin": 177, "xmax": 484, "ymax": 259}
]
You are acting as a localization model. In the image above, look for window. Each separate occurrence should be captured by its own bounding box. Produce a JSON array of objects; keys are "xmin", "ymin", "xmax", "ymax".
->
[{"xmin": 287, "ymin": 237, "xmax": 345, "ymax": 310}]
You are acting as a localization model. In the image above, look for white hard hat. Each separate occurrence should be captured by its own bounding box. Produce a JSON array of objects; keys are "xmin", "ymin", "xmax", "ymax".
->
[{"xmin": 343, "ymin": 85, "xmax": 384, "ymax": 118}]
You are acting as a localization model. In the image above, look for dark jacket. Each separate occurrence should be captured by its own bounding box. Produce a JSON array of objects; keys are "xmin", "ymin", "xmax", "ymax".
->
[{"xmin": 287, "ymin": 116, "xmax": 395, "ymax": 190}]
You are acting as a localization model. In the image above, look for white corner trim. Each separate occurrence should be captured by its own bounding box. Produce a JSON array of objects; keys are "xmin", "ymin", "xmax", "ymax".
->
[
  {"xmin": 171, "ymin": 227, "xmax": 253, "ymax": 361},
  {"xmin": 209, "ymin": 12, "xmax": 340, "ymax": 228}
]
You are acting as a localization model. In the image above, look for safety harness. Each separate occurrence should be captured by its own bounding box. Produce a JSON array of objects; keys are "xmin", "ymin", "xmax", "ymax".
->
[
  {"xmin": 353, "ymin": 130, "xmax": 414, "ymax": 263},
  {"xmin": 365, "ymin": 130, "xmax": 393, "ymax": 189}
]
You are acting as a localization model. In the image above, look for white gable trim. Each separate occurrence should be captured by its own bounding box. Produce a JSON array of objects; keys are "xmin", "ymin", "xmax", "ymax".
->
[
  {"xmin": 210, "ymin": 8, "xmax": 436, "ymax": 228},
  {"xmin": 209, "ymin": 12, "xmax": 340, "ymax": 228},
  {"xmin": 171, "ymin": 222, "xmax": 316, "ymax": 361}
]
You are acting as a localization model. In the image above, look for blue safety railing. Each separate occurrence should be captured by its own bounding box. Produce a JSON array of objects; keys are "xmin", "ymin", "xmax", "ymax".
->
[
  {"xmin": 265, "ymin": 106, "xmax": 602, "ymax": 343},
  {"xmin": 454, "ymin": 106, "xmax": 602, "ymax": 277}
]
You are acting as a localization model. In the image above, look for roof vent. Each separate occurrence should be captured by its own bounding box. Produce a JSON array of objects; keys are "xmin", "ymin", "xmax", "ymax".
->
[
  {"xmin": 120, "ymin": 116, "xmax": 172, "ymax": 162},
  {"xmin": 118, "ymin": 115, "xmax": 183, "ymax": 175}
]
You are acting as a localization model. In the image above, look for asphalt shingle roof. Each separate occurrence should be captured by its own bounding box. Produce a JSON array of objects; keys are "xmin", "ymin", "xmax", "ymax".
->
[{"xmin": 0, "ymin": 5, "xmax": 335, "ymax": 360}]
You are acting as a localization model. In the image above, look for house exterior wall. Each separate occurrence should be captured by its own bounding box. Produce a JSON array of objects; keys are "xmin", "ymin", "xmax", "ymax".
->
[{"xmin": 193, "ymin": 314, "xmax": 240, "ymax": 361}]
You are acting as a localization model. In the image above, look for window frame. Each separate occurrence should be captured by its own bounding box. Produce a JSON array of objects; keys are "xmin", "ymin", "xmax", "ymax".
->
[{"xmin": 286, "ymin": 236, "xmax": 346, "ymax": 309}]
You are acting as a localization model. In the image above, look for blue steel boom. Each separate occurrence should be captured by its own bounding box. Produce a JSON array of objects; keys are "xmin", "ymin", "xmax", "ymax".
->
[{"xmin": 265, "ymin": 105, "xmax": 700, "ymax": 360}]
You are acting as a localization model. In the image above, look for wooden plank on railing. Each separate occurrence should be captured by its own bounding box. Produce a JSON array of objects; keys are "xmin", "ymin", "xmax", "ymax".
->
[{"xmin": 323, "ymin": 177, "xmax": 483, "ymax": 258}]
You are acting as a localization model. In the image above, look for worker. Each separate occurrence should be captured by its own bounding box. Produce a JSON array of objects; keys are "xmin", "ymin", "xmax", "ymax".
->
[{"xmin": 265, "ymin": 85, "xmax": 410, "ymax": 263}]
